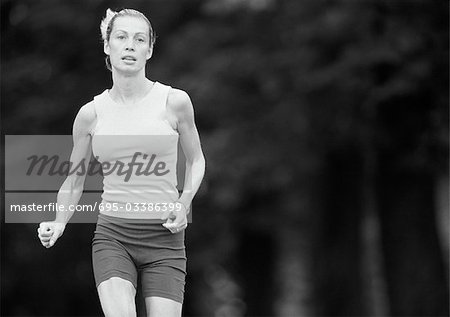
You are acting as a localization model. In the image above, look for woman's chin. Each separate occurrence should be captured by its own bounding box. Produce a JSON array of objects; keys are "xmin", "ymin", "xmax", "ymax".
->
[{"xmin": 113, "ymin": 64, "xmax": 144, "ymax": 75}]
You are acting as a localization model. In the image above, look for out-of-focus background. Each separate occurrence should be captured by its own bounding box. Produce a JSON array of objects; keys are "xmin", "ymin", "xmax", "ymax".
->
[{"xmin": 1, "ymin": 0, "xmax": 448, "ymax": 316}]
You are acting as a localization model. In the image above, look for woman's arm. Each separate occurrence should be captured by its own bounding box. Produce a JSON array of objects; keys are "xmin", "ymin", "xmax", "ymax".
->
[
  {"xmin": 55, "ymin": 102, "xmax": 96, "ymax": 223},
  {"xmin": 161, "ymin": 88, "xmax": 206, "ymax": 232},
  {"xmin": 171, "ymin": 88, "xmax": 206, "ymax": 209},
  {"xmin": 38, "ymin": 101, "xmax": 96, "ymax": 247}
]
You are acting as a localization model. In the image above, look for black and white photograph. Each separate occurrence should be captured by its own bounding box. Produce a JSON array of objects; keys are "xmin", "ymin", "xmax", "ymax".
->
[{"xmin": 1, "ymin": 0, "xmax": 449, "ymax": 316}]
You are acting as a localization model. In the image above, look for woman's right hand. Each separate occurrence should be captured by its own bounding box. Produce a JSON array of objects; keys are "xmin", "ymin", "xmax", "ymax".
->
[{"xmin": 37, "ymin": 221, "xmax": 66, "ymax": 248}]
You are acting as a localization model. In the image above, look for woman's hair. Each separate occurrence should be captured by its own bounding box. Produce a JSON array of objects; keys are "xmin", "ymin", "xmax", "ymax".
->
[{"xmin": 100, "ymin": 8, "xmax": 156, "ymax": 71}]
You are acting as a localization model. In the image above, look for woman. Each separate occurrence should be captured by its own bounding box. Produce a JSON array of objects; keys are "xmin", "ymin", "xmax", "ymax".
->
[{"xmin": 37, "ymin": 8, "xmax": 205, "ymax": 317}]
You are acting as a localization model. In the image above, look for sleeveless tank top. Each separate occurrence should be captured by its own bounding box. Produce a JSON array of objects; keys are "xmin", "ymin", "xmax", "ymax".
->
[{"xmin": 90, "ymin": 81, "xmax": 180, "ymax": 219}]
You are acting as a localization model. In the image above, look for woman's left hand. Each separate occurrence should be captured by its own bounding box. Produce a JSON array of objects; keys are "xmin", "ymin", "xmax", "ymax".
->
[{"xmin": 160, "ymin": 202, "xmax": 188, "ymax": 233}]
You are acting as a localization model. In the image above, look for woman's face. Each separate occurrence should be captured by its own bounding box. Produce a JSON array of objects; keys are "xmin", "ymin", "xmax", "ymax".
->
[{"xmin": 104, "ymin": 16, "xmax": 152, "ymax": 74}]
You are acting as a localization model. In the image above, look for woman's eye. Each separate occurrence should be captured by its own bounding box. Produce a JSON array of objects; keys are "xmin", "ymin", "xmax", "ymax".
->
[
  {"xmin": 137, "ymin": 38, "xmax": 145, "ymax": 42},
  {"xmin": 117, "ymin": 35, "xmax": 125, "ymax": 40}
]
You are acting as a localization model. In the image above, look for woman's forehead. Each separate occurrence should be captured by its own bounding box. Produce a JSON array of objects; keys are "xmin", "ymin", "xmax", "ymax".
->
[{"xmin": 112, "ymin": 16, "xmax": 149, "ymax": 34}]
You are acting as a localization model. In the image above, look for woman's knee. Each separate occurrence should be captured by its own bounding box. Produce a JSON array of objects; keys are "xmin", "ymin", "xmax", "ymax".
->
[{"xmin": 98, "ymin": 277, "xmax": 137, "ymax": 317}]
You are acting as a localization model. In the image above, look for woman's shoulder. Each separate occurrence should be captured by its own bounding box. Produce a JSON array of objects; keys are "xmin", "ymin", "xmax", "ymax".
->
[
  {"xmin": 75, "ymin": 90, "xmax": 108, "ymax": 122},
  {"xmin": 77, "ymin": 100, "xmax": 96, "ymax": 121},
  {"xmin": 73, "ymin": 99, "xmax": 98, "ymax": 134},
  {"xmin": 166, "ymin": 86, "xmax": 193, "ymax": 115}
]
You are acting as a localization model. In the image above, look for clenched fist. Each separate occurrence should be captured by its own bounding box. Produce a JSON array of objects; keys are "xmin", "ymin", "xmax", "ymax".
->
[{"xmin": 37, "ymin": 222, "xmax": 66, "ymax": 248}]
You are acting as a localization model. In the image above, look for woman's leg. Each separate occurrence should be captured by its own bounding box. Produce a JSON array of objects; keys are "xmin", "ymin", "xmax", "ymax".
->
[
  {"xmin": 145, "ymin": 296, "xmax": 182, "ymax": 317},
  {"xmin": 97, "ymin": 277, "xmax": 137, "ymax": 317}
]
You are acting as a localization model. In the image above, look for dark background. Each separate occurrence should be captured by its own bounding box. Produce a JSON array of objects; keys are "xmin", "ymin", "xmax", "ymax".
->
[{"xmin": 1, "ymin": 0, "xmax": 448, "ymax": 316}]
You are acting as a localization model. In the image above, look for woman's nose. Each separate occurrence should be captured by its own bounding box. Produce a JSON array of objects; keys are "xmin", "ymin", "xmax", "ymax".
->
[{"xmin": 125, "ymin": 40, "xmax": 135, "ymax": 51}]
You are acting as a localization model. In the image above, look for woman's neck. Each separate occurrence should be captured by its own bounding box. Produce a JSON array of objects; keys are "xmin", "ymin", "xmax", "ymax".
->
[{"xmin": 109, "ymin": 69, "xmax": 153, "ymax": 104}]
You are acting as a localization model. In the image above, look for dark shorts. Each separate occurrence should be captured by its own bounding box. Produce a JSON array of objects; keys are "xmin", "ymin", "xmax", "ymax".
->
[{"xmin": 92, "ymin": 214, "xmax": 187, "ymax": 303}]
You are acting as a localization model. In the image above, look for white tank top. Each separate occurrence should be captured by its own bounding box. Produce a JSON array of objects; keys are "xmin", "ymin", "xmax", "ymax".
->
[{"xmin": 90, "ymin": 81, "xmax": 180, "ymax": 219}]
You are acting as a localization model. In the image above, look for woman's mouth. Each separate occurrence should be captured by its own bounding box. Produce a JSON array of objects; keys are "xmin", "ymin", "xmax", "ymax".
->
[{"xmin": 122, "ymin": 56, "xmax": 137, "ymax": 62}]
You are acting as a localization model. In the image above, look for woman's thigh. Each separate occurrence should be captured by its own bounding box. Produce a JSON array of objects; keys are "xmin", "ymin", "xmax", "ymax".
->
[
  {"xmin": 98, "ymin": 277, "xmax": 137, "ymax": 317},
  {"xmin": 145, "ymin": 296, "xmax": 182, "ymax": 317}
]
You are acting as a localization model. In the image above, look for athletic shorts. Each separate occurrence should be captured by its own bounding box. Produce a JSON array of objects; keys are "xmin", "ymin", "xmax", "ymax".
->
[{"xmin": 92, "ymin": 213, "xmax": 187, "ymax": 303}]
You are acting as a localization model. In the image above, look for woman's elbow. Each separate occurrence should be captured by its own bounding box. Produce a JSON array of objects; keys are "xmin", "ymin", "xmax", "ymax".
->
[
  {"xmin": 186, "ymin": 153, "xmax": 206, "ymax": 171},
  {"xmin": 60, "ymin": 175, "xmax": 85, "ymax": 195},
  {"xmin": 196, "ymin": 153, "xmax": 206, "ymax": 169}
]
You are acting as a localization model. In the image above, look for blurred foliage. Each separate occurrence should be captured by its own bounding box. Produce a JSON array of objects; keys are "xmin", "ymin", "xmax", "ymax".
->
[{"xmin": 1, "ymin": 0, "xmax": 448, "ymax": 316}]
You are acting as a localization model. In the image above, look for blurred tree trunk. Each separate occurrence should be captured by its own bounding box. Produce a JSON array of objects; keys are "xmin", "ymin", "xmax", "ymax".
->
[
  {"xmin": 311, "ymin": 147, "xmax": 367, "ymax": 315},
  {"xmin": 435, "ymin": 174, "xmax": 449, "ymax": 279},
  {"xmin": 360, "ymin": 140, "xmax": 390, "ymax": 317},
  {"xmin": 376, "ymin": 158, "xmax": 449, "ymax": 316},
  {"xmin": 237, "ymin": 230, "xmax": 275, "ymax": 316},
  {"xmin": 274, "ymin": 226, "xmax": 314, "ymax": 317},
  {"xmin": 273, "ymin": 182, "xmax": 318, "ymax": 317},
  {"xmin": 435, "ymin": 171, "xmax": 450, "ymax": 281}
]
